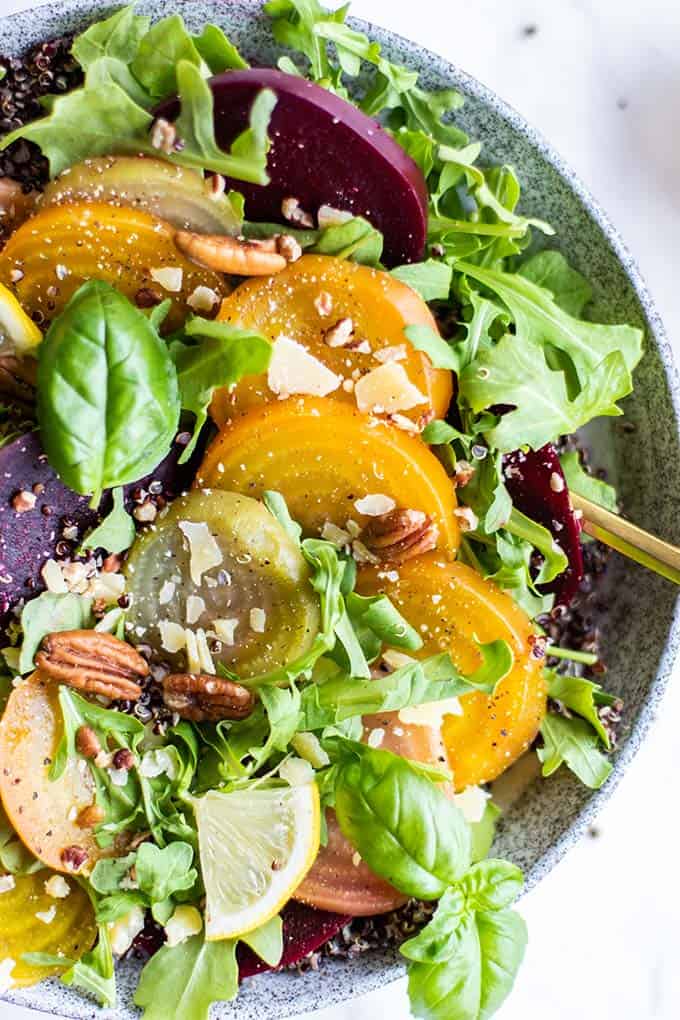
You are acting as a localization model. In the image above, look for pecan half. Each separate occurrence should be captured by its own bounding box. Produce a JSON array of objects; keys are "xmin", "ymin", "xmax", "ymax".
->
[
  {"xmin": 35, "ymin": 630, "xmax": 148, "ymax": 700},
  {"xmin": 361, "ymin": 508, "xmax": 439, "ymax": 563},
  {"xmin": 175, "ymin": 231, "xmax": 288, "ymax": 276},
  {"xmin": 162, "ymin": 673, "xmax": 255, "ymax": 722}
]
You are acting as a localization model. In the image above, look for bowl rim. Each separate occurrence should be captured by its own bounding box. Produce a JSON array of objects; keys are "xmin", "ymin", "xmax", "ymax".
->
[{"xmin": 1, "ymin": 0, "xmax": 679, "ymax": 1017}]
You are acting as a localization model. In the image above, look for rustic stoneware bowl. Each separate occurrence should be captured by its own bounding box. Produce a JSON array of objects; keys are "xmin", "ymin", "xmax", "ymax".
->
[{"xmin": 1, "ymin": 1, "xmax": 679, "ymax": 1017}]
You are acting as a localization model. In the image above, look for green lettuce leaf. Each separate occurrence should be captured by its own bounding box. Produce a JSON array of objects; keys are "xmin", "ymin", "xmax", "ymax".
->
[
  {"xmin": 519, "ymin": 249, "xmax": 592, "ymax": 317},
  {"xmin": 537, "ymin": 713, "xmax": 612, "ymax": 789},
  {"xmin": 134, "ymin": 935, "xmax": 238, "ymax": 1020},
  {"xmin": 560, "ymin": 450, "xmax": 618, "ymax": 512},
  {"xmin": 19, "ymin": 592, "xmax": 92, "ymax": 674}
]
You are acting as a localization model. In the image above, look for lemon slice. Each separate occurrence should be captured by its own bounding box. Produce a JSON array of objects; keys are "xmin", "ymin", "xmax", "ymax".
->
[
  {"xmin": 194, "ymin": 783, "xmax": 320, "ymax": 941},
  {"xmin": 0, "ymin": 281, "xmax": 42, "ymax": 354}
]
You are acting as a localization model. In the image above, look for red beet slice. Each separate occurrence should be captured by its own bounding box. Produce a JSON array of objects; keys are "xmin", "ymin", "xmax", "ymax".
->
[
  {"xmin": 157, "ymin": 69, "xmax": 428, "ymax": 266},
  {"xmin": 0, "ymin": 431, "xmax": 203, "ymax": 639},
  {"xmin": 238, "ymin": 901, "xmax": 352, "ymax": 978},
  {"xmin": 504, "ymin": 444, "xmax": 584, "ymax": 607}
]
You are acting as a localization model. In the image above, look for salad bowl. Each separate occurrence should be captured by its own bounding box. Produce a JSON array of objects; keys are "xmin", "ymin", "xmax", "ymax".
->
[{"xmin": 0, "ymin": 1, "xmax": 678, "ymax": 1019}]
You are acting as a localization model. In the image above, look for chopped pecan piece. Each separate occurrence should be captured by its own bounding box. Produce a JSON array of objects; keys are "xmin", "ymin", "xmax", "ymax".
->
[
  {"xmin": 162, "ymin": 673, "xmax": 255, "ymax": 722},
  {"xmin": 361, "ymin": 508, "xmax": 439, "ymax": 563},
  {"xmin": 36, "ymin": 630, "xmax": 148, "ymax": 700}
]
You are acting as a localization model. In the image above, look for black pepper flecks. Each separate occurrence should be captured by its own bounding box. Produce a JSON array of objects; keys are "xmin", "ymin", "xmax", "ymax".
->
[{"xmin": 0, "ymin": 36, "xmax": 82, "ymax": 196}]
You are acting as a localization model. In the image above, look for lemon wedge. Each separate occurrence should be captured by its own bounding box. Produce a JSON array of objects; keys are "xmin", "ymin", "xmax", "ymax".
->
[
  {"xmin": 194, "ymin": 782, "xmax": 320, "ymax": 941},
  {"xmin": 0, "ymin": 281, "xmax": 42, "ymax": 354}
]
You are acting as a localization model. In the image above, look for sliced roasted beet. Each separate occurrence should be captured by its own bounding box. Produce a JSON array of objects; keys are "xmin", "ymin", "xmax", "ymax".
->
[
  {"xmin": 238, "ymin": 901, "xmax": 351, "ymax": 978},
  {"xmin": 0, "ymin": 431, "xmax": 203, "ymax": 639},
  {"xmin": 504, "ymin": 444, "xmax": 584, "ymax": 607},
  {"xmin": 157, "ymin": 69, "xmax": 428, "ymax": 266}
]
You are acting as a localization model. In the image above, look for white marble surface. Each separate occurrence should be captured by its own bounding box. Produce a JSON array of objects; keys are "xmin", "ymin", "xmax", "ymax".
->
[{"xmin": 2, "ymin": 0, "xmax": 680, "ymax": 1018}]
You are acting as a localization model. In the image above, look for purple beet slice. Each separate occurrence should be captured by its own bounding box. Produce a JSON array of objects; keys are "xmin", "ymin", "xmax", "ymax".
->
[
  {"xmin": 0, "ymin": 431, "xmax": 203, "ymax": 639},
  {"xmin": 504, "ymin": 443, "xmax": 584, "ymax": 607},
  {"xmin": 157, "ymin": 69, "xmax": 428, "ymax": 266},
  {"xmin": 238, "ymin": 901, "xmax": 352, "ymax": 978}
]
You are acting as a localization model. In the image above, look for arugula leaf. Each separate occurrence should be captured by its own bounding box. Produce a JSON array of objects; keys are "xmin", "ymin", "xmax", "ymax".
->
[
  {"xmin": 240, "ymin": 915, "xmax": 284, "ymax": 966},
  {"xmin": 466, "ymin": 640, "xmax": 514, "ymax": 694},
  {"xmin": 537, "ymin": 713, "xmax": 612, "ymax": 789},
  {"xmin": 519, "ymin": 250, "xmax": 592, "ymax": 317},
  {"xmin": 560, "ymin": 450, "xmax": 618, "ymax": 512},
  {"xmin": 333, "ymin": 742, "xmax": 471, "ymax": 898},
  {"xmin": 0, "ymin": 804, "xmax": 42, "ymax": 875},
  {"xmin": 314, "ymin": 216, "xmax": 384, "ymax": 265},
  {"xmin": 391, "ymin": 260, "xmax": 453, "ymax": 302},
  {"xmin": 131, "ymin": 14, "xmax": 202, "ymax": 99},
  {"xmin": 19, "ymin": 591, "xmax": 92, "ymax": 674},
  {"xmin": 37, "ymin": 281, "xmax": 180, "ymax": 505},
  {"xmin": 135, "ymin": 841, "xmax": 198, "ymax": 903},
  {"xmin": 61, "ymin": 924, "xmax": 117, "ymax": 1008},
  {"xmin": 345, "ymin": 590, "xmax": 422, "ymax": 655},
  {"xmin": 172, "ymin": 62, "xmax": 276, "ymax": 184},
  {"xmin": 546, "ymin": 671, "xmax": 616, "ymax": 748},
  {"xmin": 460, "ymin": 335, "xmax": 631, "ymax": 453},
  {"xmin": 405, "ymin": 324, "xmax": 460, "ymax": 371},
  {"xmin": 262, "ymin": 490, "xmax": 303, "ymax": 544},
  {"xmin": 192, "ymin": 24, "xmax": 249, "ymax": 73},
  {"xmin": 300, "ymin": 653, "xmax": 471, "ymax": 729},
  {"xmin": 457, "ymin": 261, "xmax": 643, "ymax": 381},
  {"xmin": 79, "ymin": 487, "xmax": 135, "ymax": 554},
  {"xmin": 71, "ymin": 4, "xmax": 150, "ymax": 69},
  {"xmin": 90, "ymin": 853, "xmax": 137, "ymax": 894},
  {"xmin": 134, "ymin": 935, "xmax": 238, "ymax": 1020},
  {"xmin": 170, "ymin": 318, "xmax": 272, "ymax": 461},
  {"xmin": 505, "ymin": 508, "xmax": 567, "ymax": 585}
]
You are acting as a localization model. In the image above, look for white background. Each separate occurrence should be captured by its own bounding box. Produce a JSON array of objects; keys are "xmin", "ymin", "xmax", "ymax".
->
[{"xmin": 2, "ymin": 0, "xmax": 680, "ymax": 1018}]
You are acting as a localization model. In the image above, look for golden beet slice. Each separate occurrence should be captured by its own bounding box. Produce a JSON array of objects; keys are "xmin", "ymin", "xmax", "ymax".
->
[
  {"xmin": 209, "ymin": 254, "xmax": 453, "ymax": 426},
  {"xmin": 0, "ymin": 674, "xmax": 113, "ymax": 873},
  {"xmin": 295, "ymin": 713, "xmax": 450, "ymax": 915},
  {"xmin": 197, "ymin": 396, "xmax": 459, "ymax": 552},
  {"xmin": 0, "ymin": 202, "xmax": 227, "ymax": 331},
  {"xmin": 357, "ymin": 554, "xmax": 547, "ymax": 789},
  {"xmin": 0, "ymin": 870, "xmax": 96, "ymax": 988}
]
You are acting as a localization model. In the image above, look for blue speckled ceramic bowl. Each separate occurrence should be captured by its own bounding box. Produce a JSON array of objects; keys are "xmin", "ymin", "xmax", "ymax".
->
[{"xmin": 1, "ymin": 1, "xmax": 679, "ymax": 1017}]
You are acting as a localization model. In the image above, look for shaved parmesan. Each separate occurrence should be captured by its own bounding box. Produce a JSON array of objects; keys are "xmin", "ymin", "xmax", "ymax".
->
[
  {"xmin": 159, "ymin": 620, "xmax": 186, "ymax": 654},
  {"xmin": 178, "ymin": 520, "xmax": 222, "ymax": 586},
  {"xmin": 354, "ymin": 362, "xmax": 426, "ymax": 415},
  {"xmin": 268, "ymin": 336, "xmax": 341, "ymax": 399}
]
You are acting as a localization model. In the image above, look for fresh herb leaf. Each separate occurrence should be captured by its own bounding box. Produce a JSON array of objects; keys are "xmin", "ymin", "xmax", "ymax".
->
[
  {"xmin": 333, "ymin": 742, "xmax": 471, "ymax": 898},
  {"xmin": 345, "ymin": 590, "xmax": 422, "ymax": 655},
  {"xmin": 135, "ymin": 841, "xmax": 198, "ymax": 903},
  {"xmin": 134, "ymin": 935, "xmax": 238, "ymax": 1020},
  {"xmin": 466, "ymin": 639, "xmax": 514, "ymax": 694},
  {"xmin": 470, "ymin": 800, "xmax": 500, "ymax": 863},
  {"xmin": 79, "ymin": 487, "xmax": 135, "ymax": 554},
  {"xmin": 312, "ymin": 216, "xmax": 383, "ymax": 265},
  {"xmin": 19, "ymin": 592, "xmax": 92, "ymax": 674},
  {"xmin": 537, "ymin": 713, "xmax": 612, "ymax": 789},
  {"xmin": 505, "ymin": 507, "xmax": 567, "ymax": 585},
  {"xmin": 37, "ymin": 281, "xmax": 180, "ymax": 505},
  {"xmin": 170, "ymin": 318, "xmax": 272, "ymax": 461},
  {"xmin": 263, "ymin": 490, "xmax": 303, "ymax": 544},
  {"xmin": 560, "ymin": 450, "xmax": 618, "ymax": 512},
  {"xmin": 61, "ymin": 924, "xmax": 117, "ymax": 1008}
]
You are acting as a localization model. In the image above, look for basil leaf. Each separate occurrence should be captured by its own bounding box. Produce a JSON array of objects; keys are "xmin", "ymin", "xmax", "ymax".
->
[
  {"xmin": 559, "ymin": 450, "xmax": 618, "ymax": 512},
  {"xmin": 19, "ymin": 591, "xmax": 92, "ymax": 674},
  {"xmin": 170, "ymin": 319, "xmax": 272, "ymax": 461},
  {"xmin": 458, "ymin": 859, "xmax": 524, "ymax": 912},
  {"xmin": 406, "ymin": 908, "xmax": 527, "ymax": 1020},
  {"xmin": 134, "ymin": 935, "xmax": 238, "ymax": 1020},
  {"xmin": 334, "ymin": 745, "xmax": 471, "ymax": 898},
  {"xmin": 519, "ymin": 250, "xmax": 592, "ymax": 318},
  {"xmin": 538, "ymin": 713, "xmax": 612, "ymax": 789},
  {"xmin": 391, "ymin": 260, "xmax": 453, "ymax": 302},
  {"xmin": 80, "ymin": 487, "xmax": 136, "ymax": 555},
  {"xmin": 401, "ymin": 886, "xmax": 467, "ymax": 964},
  {"xmin": 546, "ymin": 671, "xmax": 615, "ymax": 748},
  {"xmin": 37, "ymin": 281, "xmax": 180, "ymax": 504}
]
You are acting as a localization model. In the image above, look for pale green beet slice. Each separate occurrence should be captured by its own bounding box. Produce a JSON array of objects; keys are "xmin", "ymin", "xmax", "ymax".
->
[{"xmin": 125, "ymin": 489, "xmax": 319, "ymax": 679}]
